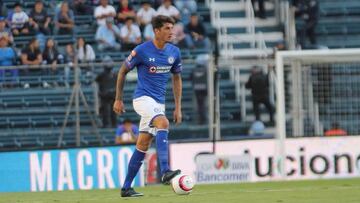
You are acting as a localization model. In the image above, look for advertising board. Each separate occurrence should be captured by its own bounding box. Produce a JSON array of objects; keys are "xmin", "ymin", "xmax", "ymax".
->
[
  {"xmin": 170, "ymin": 136, "xmax": 360, "ymax": 182},
  {"xmin": 0, "ymin": 145, "xmax": 144, "ymax": 192}
]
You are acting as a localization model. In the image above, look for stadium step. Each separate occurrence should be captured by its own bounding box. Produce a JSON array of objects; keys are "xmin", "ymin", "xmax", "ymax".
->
[
  {"xmin": 213, "ymin": 17, "xmax": 278, "ymax": 28},
  {"xmin": 209, "ymin": 1, "xmax": 274, "ymax": 12},
  {"xmin": 221, "ymin": 32, "xmax": 283, "ymax": 42},
  {"xmin": 220, "ymin": 48, "xmax": 273, "ymax": 58}
]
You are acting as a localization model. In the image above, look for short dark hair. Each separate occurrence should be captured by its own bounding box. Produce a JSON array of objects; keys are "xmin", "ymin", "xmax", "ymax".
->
[
  {"xmin": 151, "ymin": 15, "xmax": 175, "ymax": 30},
  {"xmin": 123, "ymin": 119, "xmax": 132, "ymax": 124},
  {"xmin": 14, "ymin": 2, "xmax": 21, "ymax": 7},
  {"xmin": 141, "ymin": 1, "xmax": 151, "ymax": 5},
  {"xmin": 125, "ymin": 16, "xmax": 134, "ymax": 22},
  {"xmin": 28, "ymin": 38, "xmax": 37, "ymax": 46}
]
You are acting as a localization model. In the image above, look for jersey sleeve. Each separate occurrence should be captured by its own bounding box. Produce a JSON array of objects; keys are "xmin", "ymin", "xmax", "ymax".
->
[
  {"xmin": 115, "ymin": 126, "xmax": 125, "ymax": 137},
  {"xmin": 171, "ymin": 49, "xmax": 182, "ymax": 74},
  {"xmin": 132, "ymin": 125, "xmax": 139, "ymax": 136},
  {"xmin": 125, "ymin": 46, "xmax": 141, "ymax": 71}
]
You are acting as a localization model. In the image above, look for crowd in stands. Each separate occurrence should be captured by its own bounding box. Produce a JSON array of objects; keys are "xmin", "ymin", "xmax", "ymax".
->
[{"xmin": 0, "ymin": 0, "xmax": 210, "ymax": 88}]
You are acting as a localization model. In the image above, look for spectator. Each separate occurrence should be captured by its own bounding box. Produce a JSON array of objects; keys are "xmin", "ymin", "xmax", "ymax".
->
[
  {"xmin": 175, "ymin": 0, "xmax": 197, "ymax": 13},
  {"xmin": 185, "ymin": 14, "xmax": 211, "ymax": 49},
  {"xmin": 92, "ymin": 0, "xmax": 115, "ymax": 6},
  {"xmin": 245, "ymin": 66, "xmax": 274, "ymax": 124},
  {"xmin": 42, "ymin": 38, "xmax": 60, "ymax": 76},
  {"xmin": 76, "ymin": 37, "xmax": 95, "ymax": 76},
  {"xmin": 0, "ymin": 17, "xmax": 13, "ymax": 44},
  {"xmin": 9, "ymin": 2, "xmax": 30, "ymax": 36},
  {"xmin": 21, "ymin": 38, "xmax": 48, "ymax": 88},
  {"xmin": 157, "ymin": 0, "xmax": 180, "ymax": 21},
  {"xmin": 21, "ymin": 38, "xmax": 42, "ymax": 66},
  {"xmin": 0, "ymin": 0, "xmax": 8, "ymax": 18},
  {"xmin": 71, "ymin": 0, "xmax": 93, "ymax": 15},
  {"xmin": 143, "ymin": 23, "xmax": 154, "ymax": 41},
  {"xmin": 137, "ymin": 1, "xmax": 157, "ymax": 30},
  {"xmin": 116, "ymin": 0, "xmax": 136, "ymax": 25},
  {"xmin": 249, "ymin": 120, "xmax": 265, "ymax": 136},
  {"xmin": 29, "ymin": 0, "xmax": 51, "ymax": 35},
  {"xmin": 0, "ymin": 35, "xmax": 17, "ymax": 87},
  {"xmin": 120, "ymin": 17, "xmax": 141, "ymax": 50},
  {"xmin": 174, "ymin": 0, "xmax": 197, "ymax": 24},
  {"xmin": 76, "ymin": 37, "xmax": 95, "ymax": 63},
  {"xmin": 96, "ymin": 56, "xmax": 117, "ymax": 127},
  {"xmin": 94, "ymin": 0, "xmax": 116, "ymax": 26},
  {"xmin": 296, "ymin": 0, "xmax": 319, "ymax": 47},
  {"xmin": 172, "ymin": 20, "xmax": 187, "ymax": 48},
  {"xmin": 115, "ymin": 119, "xmax": 139, "ymax": 144},
  {"xmin": 190, "ymin": 61, "xmax": 207, "ymax": 124},
  {"xmin": 95, "ymin": 17, "xmax": 121, "ymax": 51},
  {"xmin": 63, "ymin": 43, "xmax": 75, "ymax": 87},
  {"xmin": 152, "ymin": 0, "xmax": 163, "ymax": 9},
  {"xmin": 252, "ymin": 0, "xmax": 266, "ymax": 19},
  {"xmin": 325, "ymin": 122, "xmax": 347, "ymax": 137},
  {"xmin": 55, "ymin": 2, "xmax": 75, "ymax": 35}
]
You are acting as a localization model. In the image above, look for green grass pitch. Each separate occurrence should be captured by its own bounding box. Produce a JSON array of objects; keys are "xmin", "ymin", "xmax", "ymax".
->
[{"xmin": 2, "ymin": 178, "xmax": 360, "ymax": 203}]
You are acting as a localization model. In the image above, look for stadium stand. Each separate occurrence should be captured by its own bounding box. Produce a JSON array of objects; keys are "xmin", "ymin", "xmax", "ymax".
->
[
  {"xmin": 287, "ymin": 0, "xmax": 360, "ymax": 136},
  {"xmin": 0, "ymin": 0, "xmax": 250, "ymax": 151},
  {"xmin": 210, "ymin": 0, "xmax": 283, "ymax": 58},
  {"xmin": 4, "ymin": 0, "xmax": 358, "ymax": 150},
  {"xmin": 207, "ymin": 0, "xmax": 281, "ymax": 131},
  {"xmin": 295, "ymin": 0, "xmax": 360, "ymax": 48}
]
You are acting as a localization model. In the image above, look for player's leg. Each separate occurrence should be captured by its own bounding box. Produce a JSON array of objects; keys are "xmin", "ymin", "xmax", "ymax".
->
[
  {"xmin": 121, "ymin": 132, "xmax": 153, "ymax": 197},
  {"xmin": 262, "ymin": 96, "xmax": 274, "ymax": 123},
  {"xmin": 152, "ymin": 115, "xmax": 181, "ymax": 184},
  {"xmin": 253, "ymin": 97, "xmax": 261, "ymax": 121},
  {"xmin": 121, "ymin": 96, "xmax": 156, "ymax": 197}
]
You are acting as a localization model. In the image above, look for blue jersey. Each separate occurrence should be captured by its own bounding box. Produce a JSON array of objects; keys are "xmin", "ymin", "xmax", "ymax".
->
[
  {"xmin": 115, "ymin": 124, "xmax": 139, "ymax": 137},
  {"xmin": 125, "ymin": 40, "xmax": 182, "ymax": 104}
]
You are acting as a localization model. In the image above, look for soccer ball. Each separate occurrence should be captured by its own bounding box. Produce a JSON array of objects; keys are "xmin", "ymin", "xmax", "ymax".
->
[{"xmin": 171, "ymin": 174, "xmax": 195, "ymax": 195}]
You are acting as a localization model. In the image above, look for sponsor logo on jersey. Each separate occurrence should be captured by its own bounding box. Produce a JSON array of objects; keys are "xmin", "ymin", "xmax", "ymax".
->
[
  {"xmin": 148, "ymin": 66, "xmax": 172, "ymax": 74},
  {"xmin": 149, "ymin": 58, "xmax": 155, "ymax": 62},
  {"xmin": 149, "ymin": 66, "xmax": 157, "ymax": 73},
  {"xmin": 168, "ymin": 56, "xmax": 175, "ymax": 64}
]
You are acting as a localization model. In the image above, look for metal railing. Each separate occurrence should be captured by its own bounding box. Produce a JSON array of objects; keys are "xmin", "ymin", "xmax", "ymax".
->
[
  {"xmin": 0, "ymin": 61, "xmax": 122, "ymax": 147},
  {"xmin": 281, "ymin": 0, "xmax": 297, "ymax": 50},
  {"xmin": 245, "ymin": 0, "xmax": 256, "ymax": 48},
  {"xmin": 207, "ymin": 0, "xmax": 258, "ymax": 59}
]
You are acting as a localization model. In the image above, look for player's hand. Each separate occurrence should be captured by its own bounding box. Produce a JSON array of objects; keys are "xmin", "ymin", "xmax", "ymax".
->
[
  {"xmin": 113, "ymin": 100, "xmax": 125, "ymax": 115},
  {"xmin": 173, "ymin": 108, "xmax": 182, "ymax": 125}
]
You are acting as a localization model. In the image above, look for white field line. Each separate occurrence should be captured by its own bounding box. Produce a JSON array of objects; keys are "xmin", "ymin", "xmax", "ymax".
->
[{"xmin": 7, "ymin": 185, "xmax": 360, "ymax": 202}]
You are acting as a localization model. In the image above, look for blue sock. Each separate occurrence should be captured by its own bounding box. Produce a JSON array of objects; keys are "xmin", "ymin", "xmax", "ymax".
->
[
  {"xmin": 122, "ymin": 149, "xmax": 146, "ymax": 189},
  {"xmin": 156, "ymin": 129, "xmax": 170, "ymax": 175}
]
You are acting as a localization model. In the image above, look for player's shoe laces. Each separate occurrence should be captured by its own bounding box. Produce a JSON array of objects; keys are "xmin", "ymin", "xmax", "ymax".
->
[
  {"xmin": 121, "ymin": 188, "xmax": 143, "ymax": 197},
  {"xmin": 161, "ymin": 169, "xmax": 181, "ymax": 185}
]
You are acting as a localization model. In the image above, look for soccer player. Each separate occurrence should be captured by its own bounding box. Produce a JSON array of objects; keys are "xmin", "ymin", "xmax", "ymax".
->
[{"xmin": 113, "ymin": 15, "xmax": 182, "ymax": 197}]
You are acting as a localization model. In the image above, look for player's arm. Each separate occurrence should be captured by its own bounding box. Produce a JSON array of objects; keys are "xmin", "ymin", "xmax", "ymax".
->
[
  {"xmin": 113, "ymin": 63, "xmax": 130, "ymax": 115},
  {"xmin": 172, "ymin": 73, "xmax": 182, "ymax": 125}
]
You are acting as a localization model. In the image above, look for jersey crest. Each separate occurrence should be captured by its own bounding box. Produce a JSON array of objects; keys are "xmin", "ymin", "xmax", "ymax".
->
[{"xmin": 168, "ymin": 56, "xmax": 175, "ymax": 64}]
